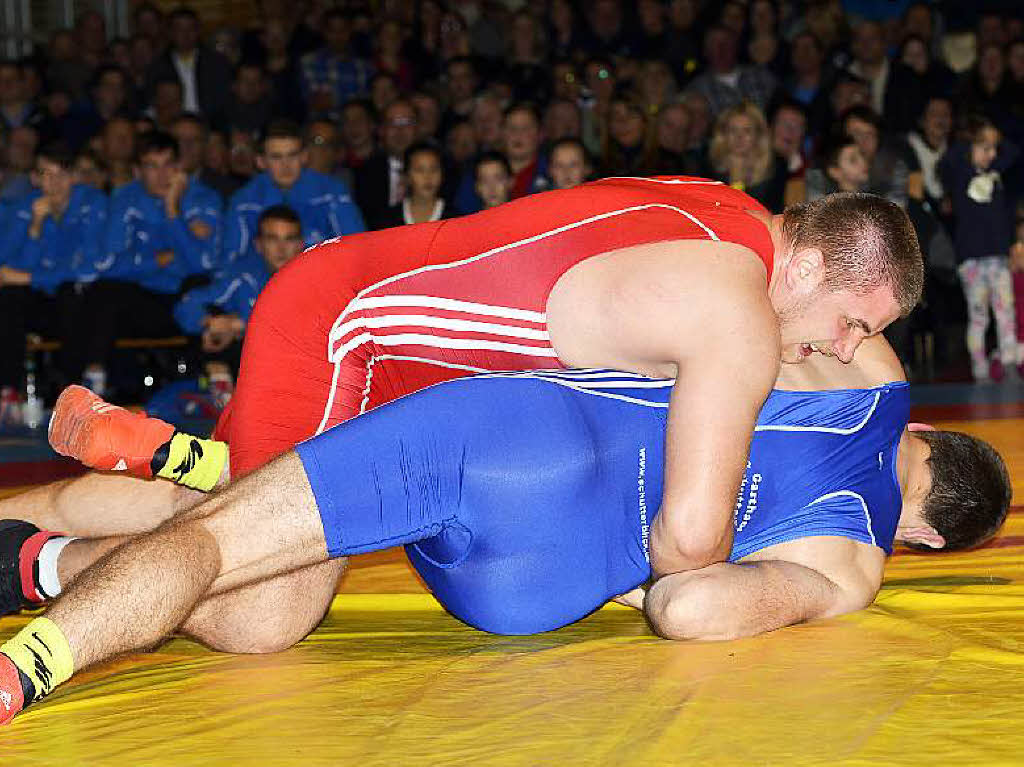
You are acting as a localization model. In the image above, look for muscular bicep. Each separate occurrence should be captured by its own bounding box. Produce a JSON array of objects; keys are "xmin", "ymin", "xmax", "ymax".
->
[{"xmin": 645, "ymin": 560, "xmax": 862, "ymax": 641}]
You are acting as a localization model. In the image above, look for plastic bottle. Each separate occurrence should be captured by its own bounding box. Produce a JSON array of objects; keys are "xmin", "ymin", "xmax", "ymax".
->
[{"xmin": 23, "ymin": 355, "xmax": 43, "ymax": 430}]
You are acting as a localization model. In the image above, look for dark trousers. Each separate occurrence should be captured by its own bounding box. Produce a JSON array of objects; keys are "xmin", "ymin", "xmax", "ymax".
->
[
  {"xmin": 0, "ymin": 283, "xmax": 93, "ymax": 389},
  {"xmin": 82, "ymin": 281, "xmax": 182, "ymax": 370}
]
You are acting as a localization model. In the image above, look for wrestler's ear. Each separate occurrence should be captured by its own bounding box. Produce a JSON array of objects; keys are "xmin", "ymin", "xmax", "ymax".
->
[
  {"xmin": 787, "ymin": 246, "xmax": 824, "ymax": 293},
  {"xmin": 907, "ymin": 422, "xmax": 937, "ymax": 432},
  {"xmin": 897, "ymin": 525, "xmax": 946, "ymax": 549}
]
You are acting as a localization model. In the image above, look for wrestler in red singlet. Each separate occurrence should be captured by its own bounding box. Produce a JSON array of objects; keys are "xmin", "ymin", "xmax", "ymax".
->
[{"xmin": 219, "ymin": 176, "xmax": 774, "ymax": 477}]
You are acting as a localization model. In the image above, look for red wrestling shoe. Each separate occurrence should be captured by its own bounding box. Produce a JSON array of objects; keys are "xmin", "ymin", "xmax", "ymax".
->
[
  {"xmin": 0, "ymin": 653, "xmax": 26, "ymax": 725},
  {"xmin": 48, "ymin": 386, "xmax": 175, "ymax": 478}
]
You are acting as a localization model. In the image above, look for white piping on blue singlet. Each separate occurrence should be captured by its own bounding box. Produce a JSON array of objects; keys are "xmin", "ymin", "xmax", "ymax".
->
[
  {"xmin": 475, "ymin": 370, "xmax": 673, "ymax": 409},
  {"xmin": 805, "ymin": 490, "xmax": 876, "ymax": 546},
  {"xmin": 753, "ymin": 390, "xmax": 880, "ymax": 435}
]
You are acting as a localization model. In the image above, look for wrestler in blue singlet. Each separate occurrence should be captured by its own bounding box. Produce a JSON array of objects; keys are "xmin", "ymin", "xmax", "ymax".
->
[{"xmin": 296, "ymin": 370, "xmax": 909, "ymax": 635}]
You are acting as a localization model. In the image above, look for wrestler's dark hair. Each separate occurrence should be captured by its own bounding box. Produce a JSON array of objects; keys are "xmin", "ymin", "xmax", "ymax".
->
[
  {"xmin": 257, "ymin": 204, "xmax": 301, "ymax": 234},
  {"xmin": 136, "ymin": 130, "xmax": 178, "ymax": 161},
  {"xmin": 907, "ymin": 431, "xmax": 1011, "ymax": 551},
  {"xmin": 781, "ymin": 192, "xmax": 923, "ymax": 316}
]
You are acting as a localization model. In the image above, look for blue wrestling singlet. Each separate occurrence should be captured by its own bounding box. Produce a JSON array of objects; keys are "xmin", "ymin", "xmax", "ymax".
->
[{"xmin": 295, "ymin": 370, "xmax": 909, "ymax": 635}]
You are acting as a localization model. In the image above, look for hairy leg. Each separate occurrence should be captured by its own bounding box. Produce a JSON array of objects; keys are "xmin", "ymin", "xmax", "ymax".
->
[
  {"xmin": 0, "ymin": 472, "xmax": 205, "ymax": 536},
  {"xmin": 45, "ymin": 452, "xmax": 329, "ymax": 670},
  {"xmin": 180, "ymin": 560, "xmax": 346, "ymax": 654}
]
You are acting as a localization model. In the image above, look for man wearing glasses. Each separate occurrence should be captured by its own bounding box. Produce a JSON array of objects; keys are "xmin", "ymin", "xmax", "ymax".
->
[{"xmin": 354, "ymin": 99, "xmax": 419, "ymax": 225}]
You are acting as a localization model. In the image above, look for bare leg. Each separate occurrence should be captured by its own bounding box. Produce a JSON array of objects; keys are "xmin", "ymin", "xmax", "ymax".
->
[
  {"xmin": 51, "ymin": 535, "xmax": 343, "ymax": 656},
  {"xmin": 0, "ymin": 472, "xmax": 205, "ymax": 536},
  {"xmin": 46, "ymin": 452, "xmax": 330, "ymax": 670},
  {"xmin": 180, "ymin": 560, "xmax": 345, "ymax": 654}
]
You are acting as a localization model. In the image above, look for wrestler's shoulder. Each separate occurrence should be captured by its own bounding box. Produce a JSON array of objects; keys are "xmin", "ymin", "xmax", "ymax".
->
[{"xmin": 852, "ymin": 336, "xmax": 906, "ymax": 386}]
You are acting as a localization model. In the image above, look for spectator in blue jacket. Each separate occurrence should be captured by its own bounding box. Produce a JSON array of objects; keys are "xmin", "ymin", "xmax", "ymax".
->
[
  {"xmin": 83, "ymin": 130, "xmax": 223, "ymax": 396},
  {"xmin": 175, "ymin": 204, "xmax": 305, "ymax": 404},
  {"xmin": 222, "ymin": 119, "xmax": 364, "ymax": 265},
  {"xmin": 0, "ymin": 141, "xmax": 108, "ymax": 402}
]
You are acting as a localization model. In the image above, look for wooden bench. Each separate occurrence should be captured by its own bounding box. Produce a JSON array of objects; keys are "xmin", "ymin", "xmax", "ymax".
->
[{"xmin": 26, "ymin": 336, "xmax": 189, "ymax": 353}]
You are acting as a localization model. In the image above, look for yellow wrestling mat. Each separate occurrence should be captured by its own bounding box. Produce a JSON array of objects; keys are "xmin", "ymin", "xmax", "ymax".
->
[{"xmin": 1, "ymin": 418, "xmax": 1023, "ymax": 766}]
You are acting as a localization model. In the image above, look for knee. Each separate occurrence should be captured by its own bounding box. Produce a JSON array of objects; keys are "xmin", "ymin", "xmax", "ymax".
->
[
  {"xmin": 191, "ymin": 610, "xmax": 320, "ymax": 654},
  {"xmin": 201, "ymin": 626, "xmax": 307, "ymax": 655}
]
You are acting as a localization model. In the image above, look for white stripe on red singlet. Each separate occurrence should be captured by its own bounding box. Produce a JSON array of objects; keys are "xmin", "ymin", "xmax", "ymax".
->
[
  {"xmin": 341, "ymin": 295, "xmax": 547, "ymax": 325},
  {"xmin": 333, "ymin": 332, "xmax": 560, "ymax": 364},
  {"xmin": 316, "ymin": 203, "xmax": 720, "ymax": 433},
  {"xmin": 331, "ymin": 313, "xmax": 550, "ymax": 353},
  {"xmin": 328, "ymin": 203, "xmax": 721, "ymax": 344}
]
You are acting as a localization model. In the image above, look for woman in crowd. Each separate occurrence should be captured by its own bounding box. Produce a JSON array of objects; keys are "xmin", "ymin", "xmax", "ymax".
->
[
  {"xmin": 372, "ymin": 141, "xmax": 452, "ymax": 230},
  {"xmin": 705, "ymin": 100, "xmax": 787, "ymax": 212},
  {"xmin": 598, "ymin": 92, "xmax": 658, "ymax": 178}
]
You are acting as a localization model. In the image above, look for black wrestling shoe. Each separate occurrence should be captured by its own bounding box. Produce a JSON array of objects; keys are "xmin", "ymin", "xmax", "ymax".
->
[{"xmin": 0, "ymin": 520, "xmax": 45, "ymax": 616}]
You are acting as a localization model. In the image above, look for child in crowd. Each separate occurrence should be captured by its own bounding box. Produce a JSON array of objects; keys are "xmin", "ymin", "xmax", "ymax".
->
[
  {"xmin": 372, "ymin": 142, "xmax": 452, "ymax": 229},
  {"xmin": 939, "ymin": 115, "xmax": 1021, "ymax": 382},
  {"xmin": 474, "ymin": 151, "xmax": 512, "ymax": 209},
  {"xmin": 823, "ymin": 135, "xmax": 869, "ymax": 194},
  {"xmin": 547, "ymin": 138, "xmax": 591, "ymax": 190}
]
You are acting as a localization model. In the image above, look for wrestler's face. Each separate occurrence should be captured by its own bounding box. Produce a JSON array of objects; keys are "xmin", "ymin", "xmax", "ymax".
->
[
  {"xmin": 256, "ymin": 218, "xmax": 305, "ymax": 272},
  {"xmin": 778, "ymin": 281, "xmax": 901, "ymax": 364}
]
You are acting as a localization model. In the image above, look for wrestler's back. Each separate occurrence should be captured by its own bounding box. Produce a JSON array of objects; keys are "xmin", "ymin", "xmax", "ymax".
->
[
  {"xmin": 408, "ymin": 372, "xmax": 907, "ymax": 634},
  {"xmin": 232, "ymin": 178, "xmax": 775, "ymax": 475}
]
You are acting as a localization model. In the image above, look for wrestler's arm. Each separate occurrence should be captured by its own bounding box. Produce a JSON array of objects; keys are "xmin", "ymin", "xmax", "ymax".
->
[
  {"xmin": 650, "ymin": 328, "xmax": 777, "ymax": 575},
  {"xmin": 636, "ymin": 258, "xmax": 778, "ymax": 576},
  {"xmin": 551, "ymin": 241, "xmax": 778, "ymax": 576},
  {"xmin": 643, "ymin": 559, "xmax": 878, "ymax": 640},
  {"xmin": 643, "ymin": 539, "xmax": 884, "ymax": 640}
]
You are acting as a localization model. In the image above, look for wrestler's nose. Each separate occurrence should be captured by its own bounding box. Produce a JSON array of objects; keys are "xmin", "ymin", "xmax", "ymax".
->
[{"xmin": 834, "ymin": 335, "xmax": 857, "ymax": 364}]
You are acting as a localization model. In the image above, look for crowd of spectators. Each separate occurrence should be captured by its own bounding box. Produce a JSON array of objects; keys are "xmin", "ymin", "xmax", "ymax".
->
[{"xmin": 1, "ymin": 0, "xmax": 1024, "ymax": 418}]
